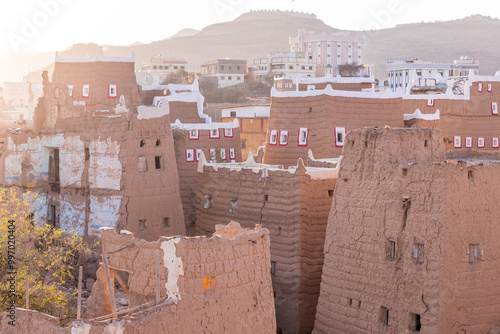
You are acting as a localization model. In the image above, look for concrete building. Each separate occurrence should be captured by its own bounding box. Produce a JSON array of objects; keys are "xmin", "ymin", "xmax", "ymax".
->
[
  {"xmin": 136, "ymin": 56, "xmax": 188, "ymax": 87},
  {"xmin": 289, "ymin": 29, "xmax": 363, "ymax": 77},
  {"xmin": 200, "ymin": 59, "xmax": 247, "ymax": 88},
  {"xmin": 387, "ymin": 57, "xmax": 480, "ymax": 92},
  {"xmin": 220, "ymin": 105, "xmax": 270, "ymax": 160},
  {"xmin": 314, "ymin": 127, "xmax": 500, "ymax": 333},
  {"xmin": 273, "ymin": 75, "xmax": 375, "ymax": 92},
  {"xmin": 196, "ymin": 154, "xmax": 338, "ymax": 333},
  {"xmin": 253, "ymin": 52, "xmax": 316, "ymax": 79}
]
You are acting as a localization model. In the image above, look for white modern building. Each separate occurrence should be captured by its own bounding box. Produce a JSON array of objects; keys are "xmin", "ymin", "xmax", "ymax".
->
[
  {"xmin": 253, "ymin": 52, "xmax": 316, "ymax": 79},
  {"xmin": 136, "ymin": 56, "xmax": 188, "ymax": 86},
  {"xmin": 387, "ymin": 57, "xmax": 480, "ymax": 92},
  {"xmin": 289, "ymin": 29, "xmax": 363, "ymax": 76},
  {"xmin": 200, "ymin": 59, "xmax": 247, "ymax": 88}
]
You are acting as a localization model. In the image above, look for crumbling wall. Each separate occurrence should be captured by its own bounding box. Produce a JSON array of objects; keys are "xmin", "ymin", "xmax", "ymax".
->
[
  {"xmin": 0, "ymin": 222, "xmax": 276, "ymax": 334},
  {"xmin": 196, "ymin": 159, "xmax": 337, "ymax": 333}
]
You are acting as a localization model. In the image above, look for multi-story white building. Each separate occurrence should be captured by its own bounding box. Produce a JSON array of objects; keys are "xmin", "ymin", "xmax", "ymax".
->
[
  {"xmin": 253, "ymin": 52, "xmax": 316, "ymax": 79},
  {"xmin": 387, "ymin": 57, "xmax": 480, "ymax": 92},
  {"xmin": 200, "ymin": 59, "xmax": 247, "ymax": 88},
  {"xmin": 289, "ymin": 29, "xmax": 363, "ymax": 76},
  {"xmin": 136, "ymin": 56, "xmax": 188, "ymax": 86}
]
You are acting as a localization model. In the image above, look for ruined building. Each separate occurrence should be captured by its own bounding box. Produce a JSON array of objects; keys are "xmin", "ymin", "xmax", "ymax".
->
[
  {"xmin": 195, "ymin": 153, "xmax": 338, "ymax": 333},
  {"xmin": 314, "ymin": 127, "xmax": 500, "ymax": 333},
  {"xmin": 0, "ymin": 222, "xmax": 277, "ymax": 333},
  {"xmin": 0, "ymin": 52, "xmax": 186, "ymax": 239}
]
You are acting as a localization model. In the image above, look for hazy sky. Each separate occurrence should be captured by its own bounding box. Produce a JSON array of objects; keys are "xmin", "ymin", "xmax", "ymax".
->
[{"xmin": 1, "ymin": 0, "xmax": 498, "ymax": 55}]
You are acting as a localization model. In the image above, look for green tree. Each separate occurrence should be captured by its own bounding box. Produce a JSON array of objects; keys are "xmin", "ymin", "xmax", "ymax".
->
[
  {"xmin": 161, "ymin": 68, "xmax": 195, "ymax": 85},
  {"xmin": 338, "ymin": 63, "xmax": 365, "ymax": 77}
]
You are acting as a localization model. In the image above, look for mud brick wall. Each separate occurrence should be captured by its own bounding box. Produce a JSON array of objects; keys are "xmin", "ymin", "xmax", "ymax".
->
[
  {"xmin": 314, "ymin": 127, "xmax": 500, "ymax": 333},
  {"xmin": 196, "ymin": 161, "xmax": 337, "ymax": 333}
]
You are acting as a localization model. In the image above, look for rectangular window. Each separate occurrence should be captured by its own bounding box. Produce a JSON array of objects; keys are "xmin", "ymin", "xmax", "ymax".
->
[
  {"xmin": 269, "ymin": 130, "xmax": 278, "ymax": 145},
  {"xmin": 204, "ymin": 195, "xmax": 213, "ymax": 209},
  {"xmin": 68, "ymin": 85, "xmax": 74, "ymax": 98},
  {"xmin": 427, "ymin": 99, "xmax": 434, "ymax": 107},
  {"xmin": 220, "ymin": 148, "xmax": 226, "ymax": 160},
  {"xmin": 228, "ymin": 76, "xmax": 232, "ymax": 80},
  {"xmin": 230, "ymin": 111, "xmax": 236, "ymax": 117},
  {"xmin": 230, "ymin": 198, "xmax": 237, "ymax": 212},
  {"xmin": 298, "ymin": 128, "xmax": 308, "ymax": 146},
  {"xmin": 380, "ymin": 306, "xmax": 389, "ymax": 326},
  {"xmin": 155, "ymin": 156, "xmax": 162, "ymax": 169},
  {"xmin": 488, "ymin": 83, "xmax": 493, "ymax": 92},
  {"xmin": 492, "ymin": 102, "xmax": 498, "ymax": 115},
  {"xmin": 469, "ymin": 244, "xmax": 480, "ymax": 263},
  {"xmin": 478, "ymin": 137, "xmax": 485, "ymax": 148},
  {"xmin": 209, "ymin": 128, "xmax": 220, "ymax": 139},
  {"xmin": 82, "ymin": 84, "xmax": 90, "ymax": 98},
  {"xmin": 409, "ymin": 313, "xmax": 421, "ymax": 332},
  {"xmin": 493, "ymin": 137, "xmax": 499, "ymax": 148},
  {"xmin": 224, "ymin": 128, "xmax": 233, "ymax": 138},
  {"xmin": 189, "ymin": 129, "xmax": 199, "ymax": 140},
  {"xmin": 220, "ymin": 65, "xmax": 224, "ymax": 71},
  {"xmin": 335, "ymin": 127, "xmax": 346, "ymax": 147},
  {"xmin": 186, "ymin": 149, "xmax": 194, "ymax": 162},
  {"xmin": 163, "ymin": 217, "xmax": 170, "ymax": 230},
  {"xmin": 465, "ymin": 137, "xmax": 472, "ymax": 148},
  {"xmin": 279, "ymin": 131, "xmax": 288, "ymax": 146},
  {"xmin": 138, "ymin": 156, "xmax": 147, "ymax": 172},
  {"xmin": 48, "ymin": 205, "xmax": 59, "ymax": 228},
  {"xmin": 48, "ymin": 149, "xmax": 60, "ymax": 183},
  {"xmin": 478, "ymin": 83, "xmax": 483, "ymax": 92},
  {"xmin": 413, "ymin": 244, "xmax": 425, "ymax": 264},
  {"xmin": 386, "ymin": 240, "xmax": 396, "ymax": 261},
  {"xmin": 209, "ymin": 148, "xmax": 216, "ymax": 162},
  {"xmin": 230, "ymin": 148, "xmax": 235, "ymax": 159},
  {"xmin": 271, "ymin": 261, "xmax": 276, "ymax": 276},
  {"xmin": 454, "ymin": 136, "xmax": 462, "ymax": 148},
  {"xmin": 108, "ymin": 84, "xmax": 117, "ymax": 98},
  {"xmin": 241, "ymin": 141, "xmax": 246, "ymax": 149},
  {"xmin": 139, "ymin": 219, "xmax": 147, "ymax": 231},
  {"xmin": 196, "ymin": 149, "xmax": 203, "ymax": 161}
]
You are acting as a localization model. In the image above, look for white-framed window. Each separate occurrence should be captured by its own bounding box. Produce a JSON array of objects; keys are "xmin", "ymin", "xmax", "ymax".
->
[
  {"xmin": 335, "ymin": 127, "xmax": 346, "ymax": 147},
  {"xmin": 493, "ymin": 137, "xmax": 499, "ymax": 148},
  {"xmin": 189, "ymin": 129, "xmax": 199, "ymax": 140},
  {"xmin": 220, "ymin": 148, "xmax": 226, "ymax": 160},
  {"xmin": 196, "ymin": 149, "xmax": 203, "ymax": 161},
  {"xmin": 186, "ymin": 149, "xmax": 194, "ymax": 162},
  {"xmin": 138, "ymin": 157, "xmax": 147, "ymax": 172},
  {"xmin": 209, "ymin": 128, "xmax": 220, "ymax": 139},
  {"xmin": 427, "ymin": 99, "xmax": 434, "ymax": 107},
  {"xmin": 68, "ymin": 85, "xmax": 74, "ymax": 98},
  {"xmin": 230, "ymin": 148, "xmax": 235, "ymax": 159},
  {"xmin": 269, "ymin": 130, "xmax": 278, "ymax": 146},
  {"xmin": 279, "ymin": 131, "xmax": 288, "ymax": 146},
  {"xmin": 465, "ymin": 137, "xmax": 473, "ymax": 148},
  {"xmin": 478, "ymin": 83, "xmax": 483, "ymax": 92},
  {"xmin": 478, "ymin": 137, "xmax": 485, "ymax": 148},
  {"xmin": 224, "ymin": 128, "xmax": 233, "ymax": 138},
  {"xmin": 298, "ymin": 128, "xmax": 308, "ymax": 146},
  {"xmin": 454, "ymin": 136, "xmax": 462, "ymax": 148},
  {"xmin": 209, "ymin": 149, "xmax": 216, "ymax": 162},
  {"xmin": 82, "ymin": 84, "xmax": 90, "ymax": 98},
  {"xmin": 488, "ymin": 84, "xmax": 493, "ymax": 92},
  {"xmin": 492, "ymin": 102, "xmax": 498, "ymax": 115},
  {"xmin": 108, "ymin": 84, "xmax": 117, "ymax": 98}
]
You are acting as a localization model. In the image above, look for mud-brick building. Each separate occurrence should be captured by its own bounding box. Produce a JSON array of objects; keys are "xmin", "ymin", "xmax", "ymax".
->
[
  {"xmin": 273, "ymin": 75, "xmax": 375, "ymax": 92},
  {"xmin": 196, "ymin": 153, "xmax": 338, "ymax": 334},
  {"xmin": 140, "ymin": 80, "xmax": 243, "ymax": 231},
  {"xmin": 314, "ymin": 127, "xmax": 500, "ymax": 333},
  {"xmin": 0, "ymin": 52, "xmax": 185, "ymax": 240}
]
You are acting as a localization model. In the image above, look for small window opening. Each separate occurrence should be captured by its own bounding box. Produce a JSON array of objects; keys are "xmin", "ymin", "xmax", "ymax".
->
[
  {"xmin": 403, "ymin": 199, "xmax": 411, "ymax": 227},
  {"xmin": 139, "ymin": 219, "xmax": 147, "ymax": 231},
  {"xmin": 271, "ymin": 261, "xmax": 276, "ymax": 276},
  {"xmin": 85, "ymin": 147, "xmax": 90, "ymax": 161},
  {"xmin": 230, "ymin": 198, "xmax": 238, "ymax": 212},
  {"xmin": 156, "ymin": 139, "xmax": 161, "ymax": 147},
  {"xmin": 203, "ymin": 276, "xmax": 216, "ymax": 290},
  {"xmin": 204, "ymin": 195, "xmax": 213, "ymax": 209},
  {"xmin": 402, "ymin": 168, "xmax": 407, "ymax": 176},
  {"xmin": 155, "ymin": 156, "xmax": 162, "ymax": 170},
  {"xmin": 386, "ymin": 240, "xmax": 396, "ymax": 261},
  {"xmin": 358, "ymin": 301, "xmax": 362, "ymax": 309},
  {"xmin": 230, "ymin": 111, "xmax": 236, "ymax": 117},
  {"xmin": 468, "ymin": 170, "xmax": 473, "ymax": 180},
  {"xmin": 413, "ymin": 244, "xmax": 425, "ymax": 264},
  {"xmin": 264, "ymin": 195, "xmax": 269, "ymax": 202},
  {"xmin": 424, "ymin": 140, "xmax": 428, "ymax": 147},
  {"xmin": 163, "ymin": 217, "xmax": 170, "ymax": 230},
  {"xmin": 48, "ymin": 205, "xmax": 59, "ymax": 228},
  {"xmin": 469, "ymin": 244, "xmax": 480, "ymax": 263},
  {"xmin": 364, "ymin": 140, "xmax": 368, "ymax": 147},
  {"xmin": 241, "ymin": 141, "xmax": 247, "ymax": 149},
  {"xmin": 380, "ymin": 306, "xmax": 389, "ymax": 326},
  {"xmin": 328, "ymin": 190, "xmax": 334, "ymax": 197},
  {"xmin": 348, "ymin": 298, "xmax": 353, "ymax": 306},
  {"xmin": 140, "ymin": 140, "xmax": 145, "ymax": 147},
  {"xmin": 409, "ymin": 313, "xmax": 421, "ymax": 332}
]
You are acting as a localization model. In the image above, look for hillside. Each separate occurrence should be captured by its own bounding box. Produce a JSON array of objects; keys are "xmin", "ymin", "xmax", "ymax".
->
[{"xmin": 3, "ymin": 12, "xmax": 500, "ymax": 85}]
